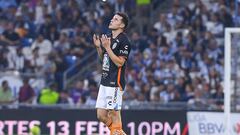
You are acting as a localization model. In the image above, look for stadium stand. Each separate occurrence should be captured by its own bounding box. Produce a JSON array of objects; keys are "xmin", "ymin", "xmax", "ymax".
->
[{"xmin": 0, "ymin": 0, "xmax": 238, "ymax": 111}]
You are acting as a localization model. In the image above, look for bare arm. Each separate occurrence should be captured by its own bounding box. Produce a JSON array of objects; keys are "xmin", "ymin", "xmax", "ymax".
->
[
  {"xmin": 96, "ymin": 46, "xmax": 103, "ymax": 60},
  {"xmin": 93, "ymin": 34, "xmax": 103, "ymax": 60},
  {"xmin": 101, "ymin": 34, "xmax": 126, "ymax": 67},
  {"xmin": 105, "ymin": 47, "xmax": 125, "ymax": 67}
]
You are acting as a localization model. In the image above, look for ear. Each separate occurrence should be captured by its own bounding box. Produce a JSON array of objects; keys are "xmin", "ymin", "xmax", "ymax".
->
[{"xmin": 120, "ymin": 23, "xmax": 125, "ymax": 29}]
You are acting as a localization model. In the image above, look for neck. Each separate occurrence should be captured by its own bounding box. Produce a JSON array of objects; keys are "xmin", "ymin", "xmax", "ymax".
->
[{"xmin": 112, "ymin": 29, "xmax": 123, "ymax": 38}]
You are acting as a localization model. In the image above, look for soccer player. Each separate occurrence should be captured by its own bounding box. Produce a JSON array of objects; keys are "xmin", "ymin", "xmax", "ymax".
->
[{"xmin": 93, "ymin": 12, "xmax": 131, "ymax": 135}]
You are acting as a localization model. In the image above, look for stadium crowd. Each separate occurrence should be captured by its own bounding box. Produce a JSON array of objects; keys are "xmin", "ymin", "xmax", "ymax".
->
[{"xmin": 0, "ymin": 0, "xmax": 238, "ymax": 110}]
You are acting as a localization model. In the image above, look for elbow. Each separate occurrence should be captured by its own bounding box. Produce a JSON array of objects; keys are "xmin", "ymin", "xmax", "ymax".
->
[
  {"xmin": 115, "ymin": 56, "xmax": 126, "ymax": 67},
  {"xmin": 116, "ymin": 63, "xmax": 122, "ymax": 67},
  {"xmin": 116, "ymin": 62, "xmax": 124, "ymax": 67}
]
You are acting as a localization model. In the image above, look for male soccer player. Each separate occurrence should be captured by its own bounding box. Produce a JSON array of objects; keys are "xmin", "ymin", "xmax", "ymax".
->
[{"xmin": 93, "ymin": 12, "xmax": 131, "ymax": 135}]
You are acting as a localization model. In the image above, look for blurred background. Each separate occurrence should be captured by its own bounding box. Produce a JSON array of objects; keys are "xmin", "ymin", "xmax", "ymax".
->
[{"xmin": 0, "ymin": 0, "xmax": 239, "ymax": 135}]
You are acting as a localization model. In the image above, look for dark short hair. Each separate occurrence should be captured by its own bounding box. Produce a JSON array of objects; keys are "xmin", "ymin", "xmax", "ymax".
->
[{"xmin": 116, "ymin": 12, "xmax": 129, "ymax": 29}]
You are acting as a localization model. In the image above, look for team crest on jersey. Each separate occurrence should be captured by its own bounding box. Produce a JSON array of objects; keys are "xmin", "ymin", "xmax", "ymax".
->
[{"xmin": 112, "ymin": 42, "xmax": 117, "ymax": 49}]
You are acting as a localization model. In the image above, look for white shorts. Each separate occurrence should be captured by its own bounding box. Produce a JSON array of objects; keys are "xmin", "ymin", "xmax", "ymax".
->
[{"xmin": 95, "ymin": 85, "xmax": 124, "ymax": 110}]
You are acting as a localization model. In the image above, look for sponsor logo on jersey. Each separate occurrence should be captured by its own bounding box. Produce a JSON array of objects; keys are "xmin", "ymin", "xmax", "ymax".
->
[
  {"xmin": 120, "ymin": 50, "xmax": 128, "ymax": 55},
  {"xmin": 124, "ymin": 45, "xmax": 128, "ymax": 50}
]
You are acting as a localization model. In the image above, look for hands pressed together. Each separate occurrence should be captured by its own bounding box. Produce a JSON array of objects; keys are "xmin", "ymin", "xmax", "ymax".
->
[{"xmin": 93, "ymin": 34, "xmax": 111, "ymax": 50}]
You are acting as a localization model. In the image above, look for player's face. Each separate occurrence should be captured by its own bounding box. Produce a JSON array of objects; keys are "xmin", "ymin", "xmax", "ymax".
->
[{"xmin": 108, "ymin": 14, "xmax": 124, "ymax": 30}]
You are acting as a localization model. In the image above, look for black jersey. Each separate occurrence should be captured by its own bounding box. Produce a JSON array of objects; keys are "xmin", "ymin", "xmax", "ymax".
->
[{"xmin": 100, "ymin": 33, "xmax": 131, "ymax": 90}]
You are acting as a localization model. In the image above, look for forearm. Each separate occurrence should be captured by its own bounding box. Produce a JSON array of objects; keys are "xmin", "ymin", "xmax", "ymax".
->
[
  {"xmin": 106, "ymin": 48, "xmax": 124, "ymax": 67},
  {"xmin": 96, "ymin": 47, "xmax": 103, "ymax": 60}
]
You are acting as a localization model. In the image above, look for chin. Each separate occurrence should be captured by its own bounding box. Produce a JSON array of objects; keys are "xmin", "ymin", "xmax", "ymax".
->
[{"xmin": 109, "ymin": 27, "xmax": 117, "ymax": 31}]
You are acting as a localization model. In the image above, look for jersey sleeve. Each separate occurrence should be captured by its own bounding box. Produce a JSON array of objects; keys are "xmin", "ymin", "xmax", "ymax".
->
[{"xmin": 118, "ymin": 38, "xmax": 131, "ymax": 60}]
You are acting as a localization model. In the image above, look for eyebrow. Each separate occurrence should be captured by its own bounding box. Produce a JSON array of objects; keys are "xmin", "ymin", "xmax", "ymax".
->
[{"xmin": 114, "ymin": 16, "xmax": 119, "ymax": 20}]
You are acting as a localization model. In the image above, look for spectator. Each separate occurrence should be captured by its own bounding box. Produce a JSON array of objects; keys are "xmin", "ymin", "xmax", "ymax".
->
[
  {"xmin": 211, "ymin": 84, "xmax": 224, "ymax": 109},
  {"xmin": 42, "ymin": 54, "xmax": 57, "ymax": 83},
  {"xmin": 182, "ymin": 84, "xmax": 194, "ymax": 102},
  {"xmin": 159, "ymin": 83, "xmax": 179, "ymax": 103},
  {"xmin": 0, "ymin": 80, "xmax": 15, "ymax": 104},
  {"xmin": 11, "ymin": 47, "xmax": 25, "ymax": 71},
  {"xmin": 58, "ymin": 90, "xmax": 74, "ymax": 105},
  {"xmin": 123, "ymin": 83, "xmax": 138, "ymax": 101},
  {"xmin": 188, "ymin": 88, "xmax": 206, "ymax": 108},
  {"xmin": 45, "ymin": 24, "xmax": 59, "ymax": 43},
  {"xmin": 0, "ymin": 48, "xmax": 9, "ymax": 70},
  {"xmin": 0, "ymin": 21, "xmax": 20, "ymax": 46},
  {"xmin": 53, "ymin": 32, "xmax": 70, "ymax": 54},
  {"xmin": 85, "ymin": 83, "xmax": 98, "ymax": 106},
  {"xmin": 70, "ymin": 33, "xmax": 88, "ymax": 59},
  {"xmin": 34, "ymin": 0, "xmax": 46, "ymax": 25},
  {"xmin": 18, "ymin": 78, "xmax": 35, "ymax": 104},
  {"xmin": 219, "ymin": 6, "xmax": 234, "ymax": 27},
  {"xmin": 38, "ymin": 83, "xmax": 59, "ymax": 105},
  {"xmin": 131, "ymin": 31, "xmax": 148, "ymax": 53},
  {"xmin": 153, "ymin": 14, "xmax": 169, "ymax": 34},
  {"xmin": 205, "ymin": 13, "xmax": 223, "ymax": 37},
  {"xmin": 31, "ymin": 34, "xmax": 52, "ymax": 57},
  {"xmin": 29, "ymin": 47, "xmax": 45, "ymax": 72},
  {"xmin": 70, "ymin": 80, "xmax": 87, "ymax": 104}
]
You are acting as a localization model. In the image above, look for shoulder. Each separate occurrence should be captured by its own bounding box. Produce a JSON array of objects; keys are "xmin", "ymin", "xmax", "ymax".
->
[{"xmin": 119, "ymin": 33, "xmax": 131, "ymax": 45}]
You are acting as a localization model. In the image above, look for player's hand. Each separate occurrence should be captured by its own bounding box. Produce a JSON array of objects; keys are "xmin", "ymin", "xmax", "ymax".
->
[
  {"xmin": 100, "ymin": 34, "xmax": 111, "ymax": 50},
  {"xmin": 93, "ymin": 34, "xmax": 101, "ymax": 48}
]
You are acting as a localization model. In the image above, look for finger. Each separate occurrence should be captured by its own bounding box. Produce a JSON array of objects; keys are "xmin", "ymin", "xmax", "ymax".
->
[
  {"xmin": 101, "ymin": 34, "xmax": 105, "ymax": 39},
  {"xmin": 100, "ymin": 37, "xmax": 104, "ymax": 43},
  {"xmin": 102, "ymin": 34, "xmax": 105, "ymax": 40},
  {"xmin": 107, "ymin": 37, "xmax": 111, "ymax": 42},
  {"xmin": 94, "ymin": 34, "xmax": 99, "ymax": 41},
  {"xmin": 103, "ymin": 35, "xmax": 107, "ymax": 41},
  {"xmin": 100, "ymin": 36, "xmax": 104, "ymax": 42}
]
